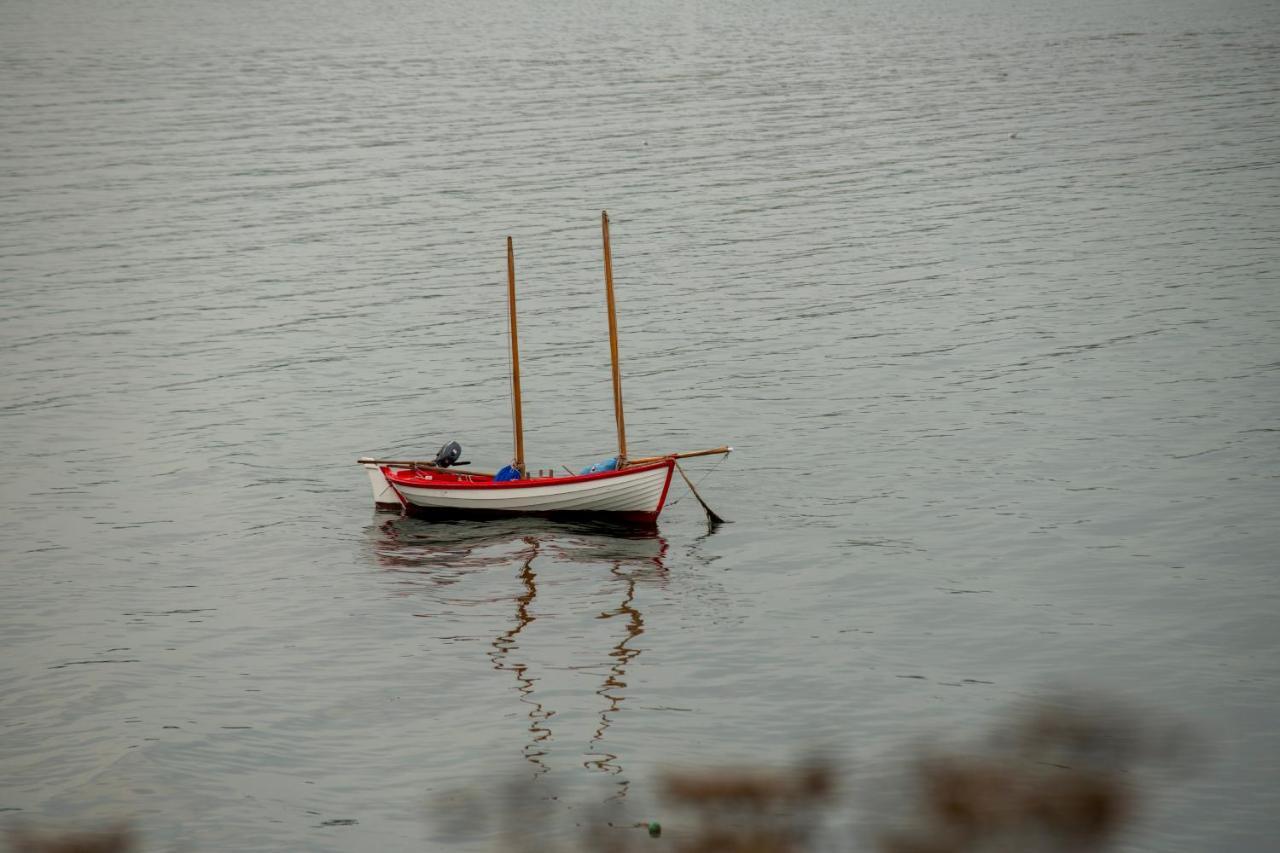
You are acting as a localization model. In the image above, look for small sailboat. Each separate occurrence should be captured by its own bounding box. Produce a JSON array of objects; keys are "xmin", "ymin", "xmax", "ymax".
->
[{"xmin": 358, "ymin": 212, "xmax": 730, "ymax": 524}]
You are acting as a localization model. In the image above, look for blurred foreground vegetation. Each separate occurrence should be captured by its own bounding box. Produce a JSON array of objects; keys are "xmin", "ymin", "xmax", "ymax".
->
[{"xmin": 6, "ymin": 693, "xmax": 1190, "ymax": 853}]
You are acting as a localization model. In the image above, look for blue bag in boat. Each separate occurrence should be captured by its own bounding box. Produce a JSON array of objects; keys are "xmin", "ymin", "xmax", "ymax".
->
[
  {"xmin": 494, "ymin": 465, "xmax": 522, "ymax": 482},
  {"xmin": 580, "ymin": 457, "xmax": 619, "ymax": 475}
]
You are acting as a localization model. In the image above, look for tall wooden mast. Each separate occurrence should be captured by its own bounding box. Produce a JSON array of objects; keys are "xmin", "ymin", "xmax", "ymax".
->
[
  {"xmin": 600, "ymin": 211, "xmax": 628, "ymax": 466},
  {"xmin": 507, "ymin": 235, "xmax": 526, "ymax": 474}
]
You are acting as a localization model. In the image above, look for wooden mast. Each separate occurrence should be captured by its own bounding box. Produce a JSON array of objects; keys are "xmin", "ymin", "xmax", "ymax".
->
[
  {"xmin": 507, "ymin": 235, "xmax": 526, "ymax": 474},
  {"xmin": 601, "ymin": 210, "xmax": 628, "ymax": 467}
]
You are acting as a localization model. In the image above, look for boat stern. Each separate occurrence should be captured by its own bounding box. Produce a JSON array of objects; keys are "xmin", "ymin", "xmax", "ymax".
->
[{"xmin": 358, "ymin": 458, "xmax": 404, "ymax": 512}]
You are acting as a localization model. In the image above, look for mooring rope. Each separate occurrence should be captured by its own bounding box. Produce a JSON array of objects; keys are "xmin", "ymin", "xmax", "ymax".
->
[{"xmin": 664, "ymin": 451, "xmax": 730, "ymax": 508}]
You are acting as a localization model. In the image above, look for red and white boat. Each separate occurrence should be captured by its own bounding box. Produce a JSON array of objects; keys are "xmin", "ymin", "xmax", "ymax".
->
[
  {"xmin": 380, "ymin": 458, "xmax": 675, "ymax": 523},
  {"xmin": 358, "ymin": 213, "xmax": 728, "ymax": 525}
]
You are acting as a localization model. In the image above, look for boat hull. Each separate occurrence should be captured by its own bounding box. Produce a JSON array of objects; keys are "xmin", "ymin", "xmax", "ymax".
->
[{"xmin": 383, "ymin": 460, "xmax": 675, "ymax": 524}]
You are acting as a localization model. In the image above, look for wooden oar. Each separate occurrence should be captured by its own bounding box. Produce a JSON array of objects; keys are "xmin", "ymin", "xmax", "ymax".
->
[
  {"xmin": 356, "ymin": 458, "xmax": 496, "ymax": 477},
  {"xmin": 626, "ymin": 446, "xmax": 733, "ymax": 466},
  {"xmin": 675, "ymin": 461, "xmax": 726, "ymax": 525}
]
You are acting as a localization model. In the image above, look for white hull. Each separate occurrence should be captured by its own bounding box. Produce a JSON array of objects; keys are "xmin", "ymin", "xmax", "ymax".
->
[{"xmin": 387, "ymin": 461, "xmax": 674, "ymax": 519}]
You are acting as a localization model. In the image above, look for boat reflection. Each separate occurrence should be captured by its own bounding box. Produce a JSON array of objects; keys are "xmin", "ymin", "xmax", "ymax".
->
[
  {"xmin": 367, "ymin": 517, "xmax": 669, "ymax": 796},
  {"xmin": 370, "ymin": 516, "xmax": 666, "ymax": 571}
]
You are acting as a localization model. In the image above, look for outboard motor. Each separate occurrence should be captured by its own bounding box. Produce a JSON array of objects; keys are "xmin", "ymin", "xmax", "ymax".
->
[{"xmin": 432, "ymin": 441, "xmax": 468, "ymax": 468}]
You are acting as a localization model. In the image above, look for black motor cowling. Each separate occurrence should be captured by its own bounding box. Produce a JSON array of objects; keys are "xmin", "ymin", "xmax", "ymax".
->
[{"xmin": 433, "ymin": 441, "xmax": 465, "ymax": 468}]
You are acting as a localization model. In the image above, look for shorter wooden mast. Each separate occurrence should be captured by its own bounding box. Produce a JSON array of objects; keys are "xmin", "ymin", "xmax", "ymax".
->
[
  {"xmin": 507, "ymin": 235, "xmax": 526, "ymax": 474},
  {"xmin": 601, "ymin": 211, "xmax": 628, "ymax": 467}
]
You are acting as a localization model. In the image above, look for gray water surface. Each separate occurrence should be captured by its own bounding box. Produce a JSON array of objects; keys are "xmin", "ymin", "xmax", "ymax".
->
[{"xmin": 2, "ymin": 0, "xmax": 1278, "ymax": 850}]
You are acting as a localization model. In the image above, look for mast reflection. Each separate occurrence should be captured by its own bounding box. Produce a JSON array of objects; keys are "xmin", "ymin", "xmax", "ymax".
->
[
  {"xmin": 486, "ymin": 538, "xmax": 554, "ymax": 777},
  {"xmin": 583, "ymin": 563, "xmax": 646, "ymax": 801},
  {"xmin": 368, "ymin": 517, "xmax": 668, "ymax": 793}
]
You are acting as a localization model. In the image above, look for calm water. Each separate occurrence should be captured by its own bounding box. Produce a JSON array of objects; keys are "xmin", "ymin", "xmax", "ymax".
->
[{"xmin": 2, "ymin": 0, "xmax": 1278, "ymax": 849}]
